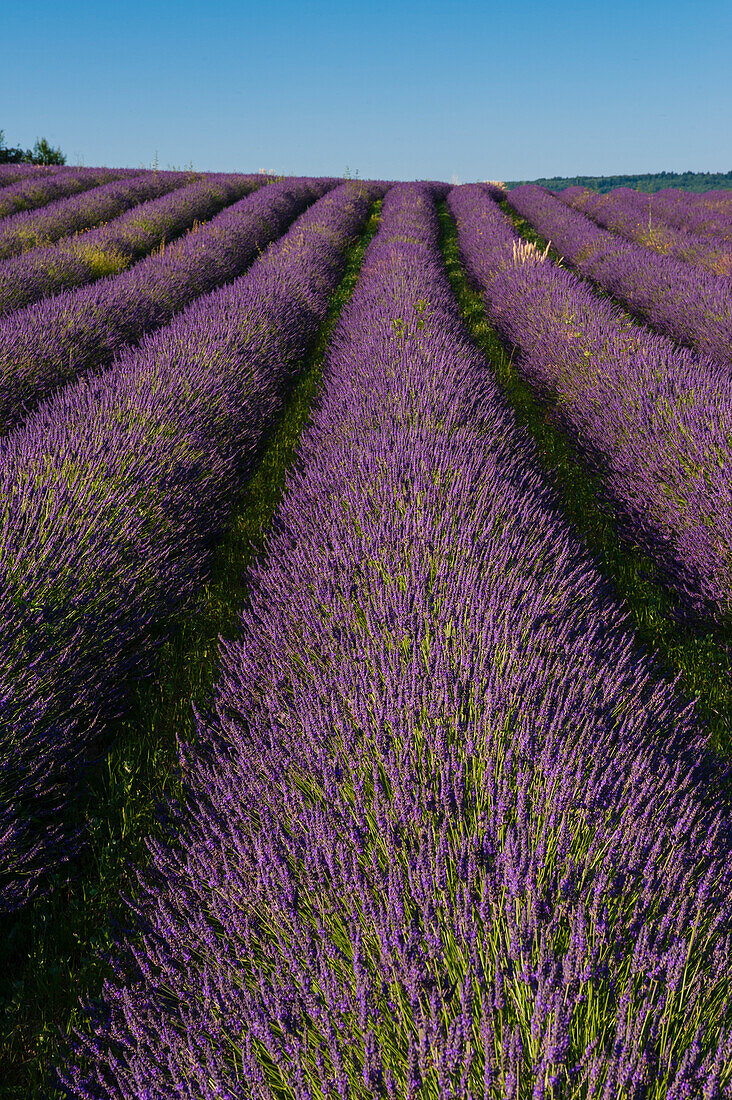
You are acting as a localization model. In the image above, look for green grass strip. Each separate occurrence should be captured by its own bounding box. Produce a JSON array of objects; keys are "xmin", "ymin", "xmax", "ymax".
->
[
  {"xmin": 0, "ymin": 198, "xmax": 383, "ymax": 1100},
  {"xmin": 438, "ymin": 199, "xmax": 732, "ymax": 762}
]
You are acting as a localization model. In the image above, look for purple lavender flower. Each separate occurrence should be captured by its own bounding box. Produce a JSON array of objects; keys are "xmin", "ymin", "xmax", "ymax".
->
[
  {"xmin": 0, "ymin": 178, "xmax": 381, "ymax": 910},
  {"xmin": 0, "ymin": 177, "xmax": 327, "ymax": 433},
  {"xmin": 449, "ymin": 183, "xmax": 732, "ymax": 626},
  {"xmin": 559, "ymin": 186, "xmax": 732, "ymax": 275},
  {"xmin": 506, "ymin": 183, "xmax": 732, "ymax": 371},
  {"xmin": 0, "ymin": 166, "xmax": 139, "ymax": 220},
  {"xmin": 57, "ymin": 183, "xmax": 732, "ymax": 1098}
]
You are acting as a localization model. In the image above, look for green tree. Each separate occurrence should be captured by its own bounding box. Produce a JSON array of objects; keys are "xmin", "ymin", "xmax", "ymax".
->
[
  {"xmin": 30, "ymin": 136, "xmax": 66, "ymax": 165},
  {"xmin": 0, "ymin": 129, "xmax": 31, "ymax": 164}
]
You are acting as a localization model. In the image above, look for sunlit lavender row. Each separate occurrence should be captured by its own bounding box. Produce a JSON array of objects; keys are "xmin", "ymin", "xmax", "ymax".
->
[
  {"xmin": 0, "ymin": 162, "xmax": 63, "ymax": 188},
  {"xmin": 58, "ymin": 183, "xmax": 732, "ymax": 1098},
  {"xmin": 0, "ymin": 169, "xmax": 190, "ymax": 261},
  {"xmin": 0, "ymin": 175, "xmax": 321, "ymax": 433},
  {"xmin": 0, "ymin": 171, "xmax": 261, "ymax": 315},
  {"xmin": 617, "ymin": 187, "xmax": 732, "ymax": 240},
  {"xmin": 506, "ymin": 184, "xmax": 732, "ymax": 371},
  {"xmin": 559, "ymin": 186, "xmax": 732, "ymax": 275},
  {"xmin": 0, "ymin": 178, "xmax": 377, "ymax": 910},
  {"xmin": 0, "ymin": 165, "xmax": 135, "ymax": 219}
]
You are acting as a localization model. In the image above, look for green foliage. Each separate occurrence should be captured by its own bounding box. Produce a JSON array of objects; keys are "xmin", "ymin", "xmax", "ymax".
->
[
  {"xmin": 0, "ymin": 129, "xmax": 31, "ymax": 164},
  {"xmin": 30, "ymin": 138, "xmax": 66, "ymax": 166},
  {"xmin": 505, "ymin": 170, "xmax": 732, "ymax": 194},
  {"xmin": 390, "ymin": 298, "xmax": 431, "ymax": 341},
  {"xmin": 72, "ymin": 244, "xmax": 129, "ymax": 279},
  {"xmin": 0, "ymin": 129, "xmax": 66, "ymax": 165}
]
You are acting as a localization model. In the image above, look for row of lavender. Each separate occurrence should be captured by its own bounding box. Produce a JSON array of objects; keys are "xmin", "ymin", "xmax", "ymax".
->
[
  {"xmin": 449, "ymin": 185, "xmax": 732, "ymax": 626},
  {"xmin": 0, "ymin": 169, "xmax": 192, "ymax": 260},
  {"xmin": 0, "ymin": 176, "xmax": 313, "ymax": 433},
  {"xmin": 610, "ymin": 187, "xmax": 732, "ymax": 240},
  {"xmin": 0, "ymin": 163, "xmax": 64, "ymax": 188},
  {"xmin": 59, "ymin": 182, "xmax": 732, "ymax": 1098},
  {"xmin": 506, "ymin": 184, "xmax": 732, "ymax": 372},
  {"xmin": 558, "ymin": 186, "xmax": 732, "ymax": 275},
  {"xmin": 0, "ymin": 165, "xmax": 137, "ymax": 219},
  {"xmin": 0, "ymin": 177, "xmax": 380, "ymax": 911},
  {"xmin": 0, "ymin": 171, "xmax": 261, "ymax": 316}
]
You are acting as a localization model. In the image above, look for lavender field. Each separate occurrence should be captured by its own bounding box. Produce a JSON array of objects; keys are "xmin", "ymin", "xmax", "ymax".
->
[{"xmin": 2, "ymin": 169, "xmax": 732, "ymax": 1099}]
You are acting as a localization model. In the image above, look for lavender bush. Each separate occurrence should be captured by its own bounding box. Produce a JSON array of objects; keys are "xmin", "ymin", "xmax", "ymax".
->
[
  {"xmin": 0, "ymin": 178, "xmax": 380, "ymax": 912},
  {"xmin": 0, "ymin": 163, "xmax": 62, "ymax": 188},
  {"xmin": 58, "ymin": 183, "xmax": 732, "ymax": 1098},
  {"xmin": 449, "ymin": 184, "xmax": 732, "ymax": 625},
  {"xmin": 0, "ymin": 169, "xmax": 191, "ymax": 260},
  {"xmin": 0, "ymin": 166, "xmax": 135, "ymax": 219},
  {"xmin": 623, "ymin": 188, "xmax": 732, "ymax": 241},
  {"xmin": 506, "ymin": 184, "xmax": 732, "ymax": 371},
  {"xmin": 0, "ymin": 176, "xmax": 330, "ymax": 434},
  {"xmin": 559, "ymin": 186, "xmax": 732, "ymax": 275},
  {"xmin": 0, "ymin": 171, "xmax": 261, "ymax": 315}
]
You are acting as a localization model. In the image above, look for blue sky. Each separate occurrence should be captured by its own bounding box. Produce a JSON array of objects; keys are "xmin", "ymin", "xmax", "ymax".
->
[{"xmin": 3, "ymin": 0, "xmax": 730, "ymax": 180}]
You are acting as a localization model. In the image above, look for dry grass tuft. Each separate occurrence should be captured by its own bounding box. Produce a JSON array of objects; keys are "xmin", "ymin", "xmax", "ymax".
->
[{"xmin": 512, "ymin": 237, "xmax": 551, "ymax": 265}]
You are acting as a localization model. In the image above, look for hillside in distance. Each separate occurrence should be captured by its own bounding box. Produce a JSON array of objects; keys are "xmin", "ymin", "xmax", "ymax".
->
[{"xmin": 505, "ymin": 169, "xmax": 732, "ymax": 193}]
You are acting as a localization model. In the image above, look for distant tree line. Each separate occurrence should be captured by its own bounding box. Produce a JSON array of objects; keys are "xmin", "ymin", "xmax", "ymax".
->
[
  {"xmin": 505, "ymin": 171, "xmax": 732, "ymax": 194},
  {"xmin": 0, "ymin": 130, "xmax": 66, "ymax": 165}
]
